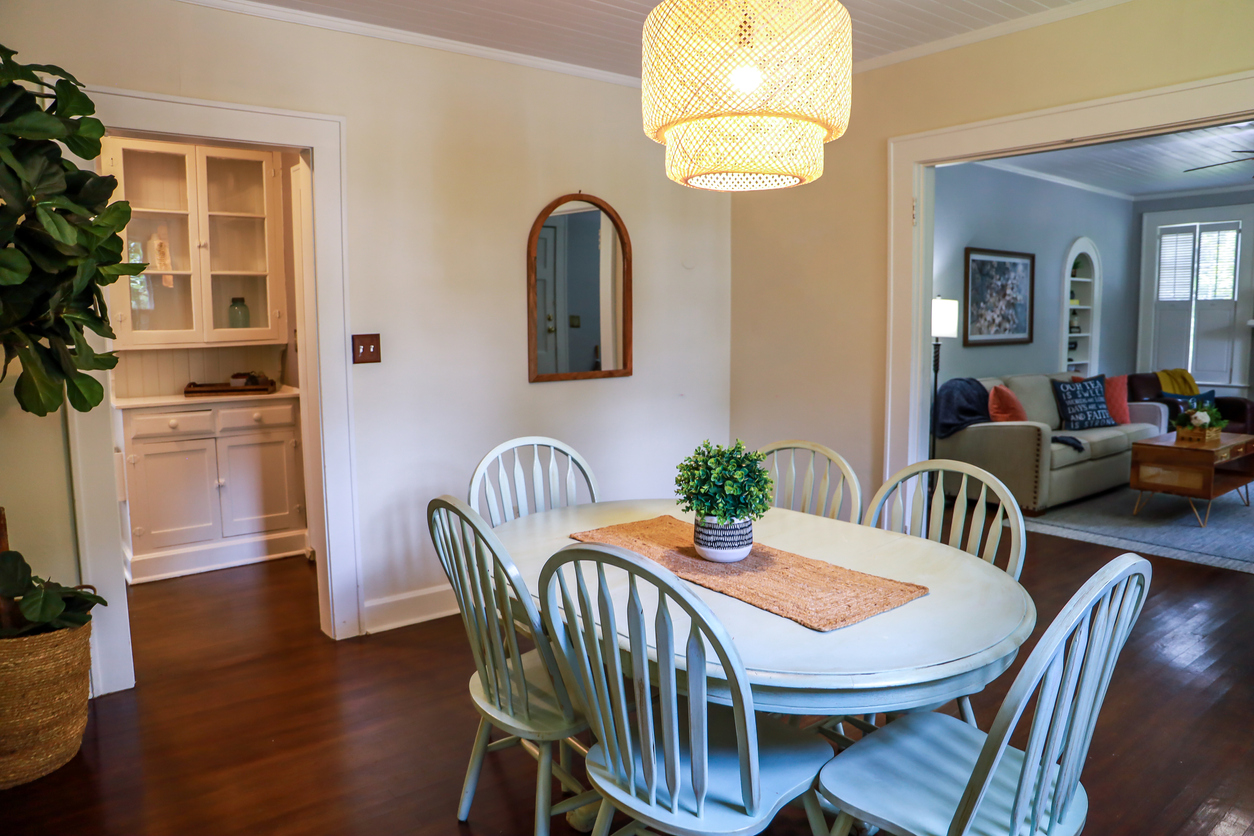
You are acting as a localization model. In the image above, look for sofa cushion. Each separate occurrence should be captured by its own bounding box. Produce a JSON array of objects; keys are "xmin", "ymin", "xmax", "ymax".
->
[
  {"xmin": 1050, "ymin": 438, "xmax": 1091, "ymax": 469},
  {"xmin": 1004, "ymin": 374, "xmax": 1064, "ymax": 429},
  {"xmin": 1069, "ymin": 426, "xmax": 1130, "ymax": 458},
  {"xmin": 1114, "ymin": 422, "xmax": 1160, "ymax": 444}
]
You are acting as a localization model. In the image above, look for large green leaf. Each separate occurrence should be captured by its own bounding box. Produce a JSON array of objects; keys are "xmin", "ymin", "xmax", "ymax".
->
[
  {"xmin": 0, "ymin": 110, "xmax": 67, "ymax": 140},
  {"xmin": 22, "ymin": 148, "xmax": 66, "ymax": 198},
  {"xmin": 38, "ymin": 194, "xmax": 92, "ymax": 218},
  {"xmin": 92, "ymin": 201, "xmax": 132, "ymax": 236},
  {"xmin": 0, "ymin": 550, "xmax": 32, "ymax": 597},
  {"xmin": 64, "ymin": 369, "xmax": 103, "ymax": 412},
  {"xmin": 35, "ymin": 205, "xmax": 77, "ymax": 245},
  {"xmin": 0, "ymin": 248, "xmax": 30, "ymax": 285},
  {"xmin": 13, "ymin": 337, "xmax": 64, "ymax": 415},
  {"xmin": 53, "ymin": 79, "xmax": 94, "ymax": 118},
  {"xmin": 63, "ymin": 117, "xmax": 104, "ymax": 160},
  {"xmin": 19, "ymin": 584, "xmax": 66, "ymax": 623}
]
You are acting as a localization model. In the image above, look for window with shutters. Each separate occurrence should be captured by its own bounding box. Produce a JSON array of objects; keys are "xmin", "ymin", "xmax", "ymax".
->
[{"xmin": 1139, "ymin": 207, "xmax": 1253, "ymax": 390}]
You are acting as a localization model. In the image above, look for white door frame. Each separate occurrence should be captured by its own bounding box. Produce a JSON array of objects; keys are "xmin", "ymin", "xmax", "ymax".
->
[
  {"xmin": 885, "ymin": 70, "xmax": 1254, "ymax": 482},
  {"xmin": 69, "ymin": 87, "xmax": 363, "ymax": 695}
]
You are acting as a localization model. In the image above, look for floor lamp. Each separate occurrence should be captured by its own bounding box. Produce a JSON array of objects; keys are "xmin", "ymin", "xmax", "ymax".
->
[{"xmin": 930, "ymin": 297, "xmax": 960, "ymax": 461}]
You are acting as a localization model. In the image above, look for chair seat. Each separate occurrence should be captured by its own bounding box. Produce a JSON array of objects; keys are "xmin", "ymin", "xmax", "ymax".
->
[
  {"xmin": 818, "ymin": 712, "xmax": 1088, "ymax": 836},
  {"xmin": 468, "ymin": 648, "xmax": 588, "ymax": 741},
  {"xmin": 586, "ymin": 704, "xmax": 833, "ymax": 836}
]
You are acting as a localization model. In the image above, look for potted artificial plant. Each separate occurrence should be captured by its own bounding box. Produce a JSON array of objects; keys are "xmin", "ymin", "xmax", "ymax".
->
[
  {"xmin": 1174, "ymin": 403, "xmax": 1227, "ymax": 443},
  {"xmin": 0, "ymin": 44, "xmax": 132, "ymax": 787},
  {"xmin": 675, "ymin": 440, "xmax": 773, "ymax": 563}
]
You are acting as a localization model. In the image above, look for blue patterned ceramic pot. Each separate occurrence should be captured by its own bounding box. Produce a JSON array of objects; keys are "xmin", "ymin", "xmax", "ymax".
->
[{"xmin": 693, "ymin": 516, "xmax": 753, "ymax": 563}]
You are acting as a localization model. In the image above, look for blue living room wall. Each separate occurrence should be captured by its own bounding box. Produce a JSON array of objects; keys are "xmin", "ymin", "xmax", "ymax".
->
[{"xmin": 933, "ymin": 163, "xmax": 1138, "ymax": 382}]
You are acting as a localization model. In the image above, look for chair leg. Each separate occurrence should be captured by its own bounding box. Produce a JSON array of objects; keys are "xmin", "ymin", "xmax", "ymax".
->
[
  {"xmin": 535, "ymin": 741, "xmax": 553, "ymax": 836},
  {"xmin": 829, "ymin": 811, "xmax": 855, "ymax": 836},
  {"xmin": 559, "ymin": 738, "xmax": 572, "ymax": 790},
  {"xmin": 958, "ymin": 696, "xmax": 977, "ymax": 727},
  {"xmin": 802, "ymin": 789, "xmax": 829, "ymax": 836},
  {"xmin": 458, "ymin": 718, "xmax": 493, "ymax": 821},
  {"xmin": 591, "ymin": 799, "xmax": 616, "ymax": 836}
]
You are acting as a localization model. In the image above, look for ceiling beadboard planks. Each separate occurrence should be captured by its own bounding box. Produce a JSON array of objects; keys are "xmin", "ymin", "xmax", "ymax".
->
[
  {"xmin": 987, "ymin": 120, "xmax": 1254, "ymax": 198},
  {"xmin": 183, "ymin": 0, "xmax": 1111, "ymax": 77}
]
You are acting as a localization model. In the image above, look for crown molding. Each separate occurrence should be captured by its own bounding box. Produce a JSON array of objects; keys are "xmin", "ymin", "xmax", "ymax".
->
[
  {"xmin": 1133, "ymin": 181, "xmax": 1254, "ymax": 202},
  {"xmin": 172, "ymin": 0, "xmax": 642, "ymax": 89},
  {"xmin": 852, "ymin": 0, "xmax": 1136, "ymax": 74},
  {"xmin": 973, "ymin": 159, "xmax": 1133, "ymax": 201}
]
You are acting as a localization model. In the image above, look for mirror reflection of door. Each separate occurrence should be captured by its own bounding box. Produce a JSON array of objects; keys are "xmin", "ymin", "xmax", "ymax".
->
[{"xmin": 528, "ymin": 194, "xmax": 631, "ymax": 381}]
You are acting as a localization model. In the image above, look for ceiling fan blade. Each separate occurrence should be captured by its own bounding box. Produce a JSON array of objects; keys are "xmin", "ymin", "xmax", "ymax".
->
[{"xmin": 1184, "ymin": 157, "xmax": 1254, "ymax": 172}]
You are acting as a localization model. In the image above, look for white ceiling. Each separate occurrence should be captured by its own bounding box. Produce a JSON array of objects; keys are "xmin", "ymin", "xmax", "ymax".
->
[
  {"xmin": 982, "ymin": 120, "xmax": 1254, "ymax": 199},
  {"xmin": 226, "ymin": 0, "xmax": 1110, "ymax": 77}
]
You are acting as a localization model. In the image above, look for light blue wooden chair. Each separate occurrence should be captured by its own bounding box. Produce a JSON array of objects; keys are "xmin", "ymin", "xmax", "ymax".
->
[
  {"xmin": 469, "ymin": 436, "xmax": 599, "ymax": 527},
  {"xmin": 538, "ymin": 542, "xmax": 834, "ymax": 836},
  {"xmin": 861, "ymin": 459, "xmax": 1027, "ymax": 728},
  {"xmin": 427, "ymin": 496, "xmax": 600, "ymax": 836},
  {"xmin": 819, "ymin": 553, "xmax": 1151, "ymax": 836},
  {"xmin": 758, "ymin": 440, "xmax": 863, "ymax": 524}
]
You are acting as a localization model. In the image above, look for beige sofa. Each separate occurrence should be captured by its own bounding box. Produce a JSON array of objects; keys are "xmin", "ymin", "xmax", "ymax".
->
[{"xmin": 935, "ymin": 372, "xmax": 1167, "ymax": 513}]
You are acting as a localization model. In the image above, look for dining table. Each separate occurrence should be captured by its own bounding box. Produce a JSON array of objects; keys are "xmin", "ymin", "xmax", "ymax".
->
[{"xmin": 494, "ymin": 499, "xmax": 1036, "ymax": 717}]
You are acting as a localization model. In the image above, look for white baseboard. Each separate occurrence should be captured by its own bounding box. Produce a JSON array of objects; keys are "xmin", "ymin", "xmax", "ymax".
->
[
  {"xmin": 128, "ymin": 529, "xmax": 309, "ymax": 583},
  {"xmin": 363, "ymin": 584, "xmax": 459, "ymax": 634}
]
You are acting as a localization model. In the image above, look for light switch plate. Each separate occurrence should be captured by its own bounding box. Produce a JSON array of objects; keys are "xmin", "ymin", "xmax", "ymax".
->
[{"xmin": 352, "ymin": 333, "xmax": 381, "ymax": 364}]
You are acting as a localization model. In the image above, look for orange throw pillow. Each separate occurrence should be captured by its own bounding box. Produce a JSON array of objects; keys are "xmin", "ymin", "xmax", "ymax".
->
[
  {"xmin": 1104, "ymin": 374, "xmax": 1131, "ymax": 424},
  {"xmin": 989, "ymin": 385, "xmax": 1028, "ymax": 422}
]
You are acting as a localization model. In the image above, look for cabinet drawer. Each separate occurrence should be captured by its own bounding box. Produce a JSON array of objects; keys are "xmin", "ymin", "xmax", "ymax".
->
[
  {"xmin": 132, "ymin": 411, "xmax": 215, "ymax": 439},
  {"xmin": 217, "ymin": 403, "xmax": 295, "ymax": 432}
]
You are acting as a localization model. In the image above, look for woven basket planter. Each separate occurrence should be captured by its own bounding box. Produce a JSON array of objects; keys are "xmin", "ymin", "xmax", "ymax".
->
[
  {"xmin": 0, "ymin": 621, "xmax": 91, "ymax": 789},
  {"xmin": 1176, "ymin": 426, "xmax": 1221, "ymax": 443}
]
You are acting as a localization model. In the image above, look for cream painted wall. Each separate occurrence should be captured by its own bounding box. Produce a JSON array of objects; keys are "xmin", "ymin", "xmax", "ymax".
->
[
  {"xmin": 1, "ymin": 0, "xmax": 731, "ymax": 627},
  {"xmin": 731, "ymin": 0, "xmax": 1254, "ymax": 494},
  {"xmin": 0, "ymin": 380, "xmax": 81, "ymax": 585}
]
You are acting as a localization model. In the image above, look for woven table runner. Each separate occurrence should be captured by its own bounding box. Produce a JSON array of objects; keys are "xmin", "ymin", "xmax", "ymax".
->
[{"xmin": 570, "ymin": 515, "xmax": 928, "ymax": 632}]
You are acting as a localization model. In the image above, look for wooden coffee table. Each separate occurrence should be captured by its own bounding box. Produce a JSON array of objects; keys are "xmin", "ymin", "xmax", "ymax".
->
[{"xmin": 1130, "ymin": 432, "xmax": 1254, "ymax": 526}]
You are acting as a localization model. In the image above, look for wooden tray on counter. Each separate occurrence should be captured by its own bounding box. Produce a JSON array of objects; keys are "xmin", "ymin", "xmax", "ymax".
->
[{"xmin": 184, "ymin": 381, "xmax": 278, "ymax": 398}]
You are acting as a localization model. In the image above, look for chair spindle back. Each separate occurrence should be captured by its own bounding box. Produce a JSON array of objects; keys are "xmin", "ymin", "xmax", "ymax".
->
[
  {"xmin": 758, "ymin": 440, "xmax": 863, "ymax": 523},
  {"xmin": 539, "ymin": 544, "xmax": 761, "ymax": 820},
  {"xmin": 468, "ymin": 436, "xmax": 599, "ymax": 527}
]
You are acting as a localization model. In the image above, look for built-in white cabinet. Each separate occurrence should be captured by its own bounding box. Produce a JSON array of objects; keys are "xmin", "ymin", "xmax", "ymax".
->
[
  {"xmin": 1062, "ymin": 238, "xmax": 1102, "ymax": 376},
  {"xmin": 101, "ymin": 137, "xmax": 287, "ymax": 349},
  {"xmin": 120, "ymin": 395, "xmax": 306, "ymax": 582}
]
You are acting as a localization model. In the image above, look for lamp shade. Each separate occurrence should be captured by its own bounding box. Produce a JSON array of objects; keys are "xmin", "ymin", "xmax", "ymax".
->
[
  {"xmin": 641, "ymin": 0, "xmax": 852, "ymax": 191},
  {"xmin": 932, "ymin": 297, "xmax": 959, "ymax": 339}
]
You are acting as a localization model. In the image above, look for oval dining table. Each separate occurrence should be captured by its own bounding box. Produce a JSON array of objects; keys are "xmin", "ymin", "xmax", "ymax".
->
[{"xmin": 494, "ymin": 499, "xmax": 1036, "ymax": 717}]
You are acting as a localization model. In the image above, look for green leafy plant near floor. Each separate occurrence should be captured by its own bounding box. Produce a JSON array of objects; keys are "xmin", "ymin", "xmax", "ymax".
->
[
  {"xmin": 0, "ymin": 43, "xmax": 144, "ymax": 416},
  {"xmin": 675, "ymin": 439, "xmax": 773, "ymax": 525},
  {"xmin": 0, "ymin": 550, "xmax": 106, "ymax": 638}
]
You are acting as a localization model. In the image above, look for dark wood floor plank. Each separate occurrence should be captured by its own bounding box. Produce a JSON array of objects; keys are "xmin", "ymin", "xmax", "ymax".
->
[{"xmin": 2, "ymin": 533, "xmax": 1253, "ymax": 835}]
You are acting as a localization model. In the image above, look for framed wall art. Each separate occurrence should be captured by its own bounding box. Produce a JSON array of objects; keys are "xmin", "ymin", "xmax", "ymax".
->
[{"xmin": 963, "ymin": 247, "xmax": 1035, "ymax": 347}]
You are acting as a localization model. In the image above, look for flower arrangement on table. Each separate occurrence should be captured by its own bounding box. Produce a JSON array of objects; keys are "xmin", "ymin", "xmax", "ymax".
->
[
  {"xmin": 1173, "ymin": 403, "xmax": 1228, "ymax": 442},
  {"xmin": 675, "ymin": 440, "xmax": 773, "ymax": 563}
]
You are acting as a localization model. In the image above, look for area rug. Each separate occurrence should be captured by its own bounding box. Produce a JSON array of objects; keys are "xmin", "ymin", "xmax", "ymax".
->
[{"xmin": 1023, "ymin": 487, "xmax": 1254, "ymax": 574}]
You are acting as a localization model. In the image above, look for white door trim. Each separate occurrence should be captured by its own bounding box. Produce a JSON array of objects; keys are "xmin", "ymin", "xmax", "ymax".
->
[
  {"xmin": 70, "ymin": 87, "xmax": 363, "ymax": 694},
  {"xmin": 885, "ymin": 69, "xmax": 1254, "ymax": 482}
]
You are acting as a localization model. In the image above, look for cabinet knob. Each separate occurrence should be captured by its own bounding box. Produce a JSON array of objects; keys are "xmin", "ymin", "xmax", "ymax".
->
[
  {"xmin": 217, "ymin": 478, "xmax": 226, "ymax": 488},
  {"xmin": 133, "ymin": 527, "xmax": 145, "ymax": 537},
  {"xmin": 168, "ymin": 419, "xmax": 179, "ymax": 429},
  {"xmin": 116, "ymin": 313, "xmax": 127, "ymax": 322},
  {"xmin": 252, "ymin": 412, "xmax": 263, "ymax": 422}
]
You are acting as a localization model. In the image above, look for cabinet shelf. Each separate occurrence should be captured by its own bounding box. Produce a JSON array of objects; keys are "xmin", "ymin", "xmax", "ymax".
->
[
  {"xmin": 132, "ymin": 207, "xmax": 189, "ymax": 215},
  {"xmin": 208, "ymin": 211, "xmax": 266, "ymax": 219}
]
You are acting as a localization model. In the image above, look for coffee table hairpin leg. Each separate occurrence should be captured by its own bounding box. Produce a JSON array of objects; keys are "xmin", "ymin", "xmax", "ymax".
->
[
  {"xmin": 1132, "ymin": 491, "xmax": 1153, "ymax": 516},
  {"xmin": 1188, "ymin": 498, "xmax": 1213, "ymax": 528}
]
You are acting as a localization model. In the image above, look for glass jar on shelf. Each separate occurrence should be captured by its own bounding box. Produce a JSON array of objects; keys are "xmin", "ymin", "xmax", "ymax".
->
[{"xmin": 228, "ymin": 297, "xmax": 250, "ymax": 329}]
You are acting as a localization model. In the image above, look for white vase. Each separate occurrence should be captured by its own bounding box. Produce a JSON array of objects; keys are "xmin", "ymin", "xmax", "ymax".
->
[{"xmin": 693, "ymin": 516, "xmax": 753, "ymax": 563}]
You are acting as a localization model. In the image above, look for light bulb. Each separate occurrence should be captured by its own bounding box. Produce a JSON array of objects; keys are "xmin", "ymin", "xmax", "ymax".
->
[{"xmin": 728, "ymin": 65, "xmax": 763, "ymax": 94}]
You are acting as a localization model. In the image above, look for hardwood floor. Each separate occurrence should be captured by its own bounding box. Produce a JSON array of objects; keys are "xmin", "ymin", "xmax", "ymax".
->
[{"xmin": 3, "ymin": 534, "xmax": 1253, "ymax": 835}]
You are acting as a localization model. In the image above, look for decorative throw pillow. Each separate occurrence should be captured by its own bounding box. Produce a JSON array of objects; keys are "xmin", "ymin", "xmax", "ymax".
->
[
  {"xmin": 1161, "ymin": 389, "xmax": 1217, "ymax": 407},
  {"xmin": 1051, "ymin": 374, "xmax": 1117, "ymax": 430},
  {"xmin": 988, "ymin": 385, "xmax": 1028, "ymax": 422},
  {"xmin": 1104, "ymin": 374, "xmax": 1131, "ymax": 424}
]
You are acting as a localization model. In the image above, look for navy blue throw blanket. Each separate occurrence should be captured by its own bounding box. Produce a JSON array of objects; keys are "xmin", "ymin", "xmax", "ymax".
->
[{"xmin": 933, "ymin": 378, "xmax": 990, "ymax": 439}]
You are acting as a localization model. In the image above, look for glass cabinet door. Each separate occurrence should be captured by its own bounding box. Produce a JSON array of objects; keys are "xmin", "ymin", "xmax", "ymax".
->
[
  {"xmin": 197, "ymin": 147, "xmax": 284, "ymax": 343},
  {"xmin": 103, "ymin": 139, "xmax": 202, "ymax": 345}
]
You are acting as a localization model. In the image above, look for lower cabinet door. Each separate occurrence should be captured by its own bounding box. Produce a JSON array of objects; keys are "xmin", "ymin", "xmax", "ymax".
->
[
  {"xmin": 130, "ymin": 438, "xmax": 223, "ymax": 553},
  {"xmin": 217, "ymin": 430, "xmax": 302, "ymax": 537}
]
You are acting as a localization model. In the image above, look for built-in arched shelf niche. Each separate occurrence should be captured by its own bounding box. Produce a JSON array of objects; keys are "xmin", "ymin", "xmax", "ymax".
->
[{"xmin": 1062, "ymin": 237, "xmax": 1102, "ymax": 375}]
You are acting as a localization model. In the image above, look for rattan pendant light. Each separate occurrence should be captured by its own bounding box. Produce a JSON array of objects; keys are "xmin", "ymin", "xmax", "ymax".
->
[{"xmin": 642, "ymin": 0, "xmax": 852, "ymax": 191}]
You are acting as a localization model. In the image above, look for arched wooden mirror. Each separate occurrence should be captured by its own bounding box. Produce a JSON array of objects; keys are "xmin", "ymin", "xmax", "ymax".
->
[{"xmin": 527, "ymin": 194, "xmax": 632, "ymax": 382}]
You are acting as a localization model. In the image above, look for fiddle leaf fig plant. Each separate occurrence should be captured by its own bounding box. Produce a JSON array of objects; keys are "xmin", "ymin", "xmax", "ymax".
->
[
  {"xmin": 675, "ymin": 440, "xmax": 773, "ymax": 525},
  {"xmin": 0, "ymin": 550, "xmax": 107, "ymax": 638},
  {"xmin": 0, "ymin": 43, "xmax": 145, "ymax": 416}
]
